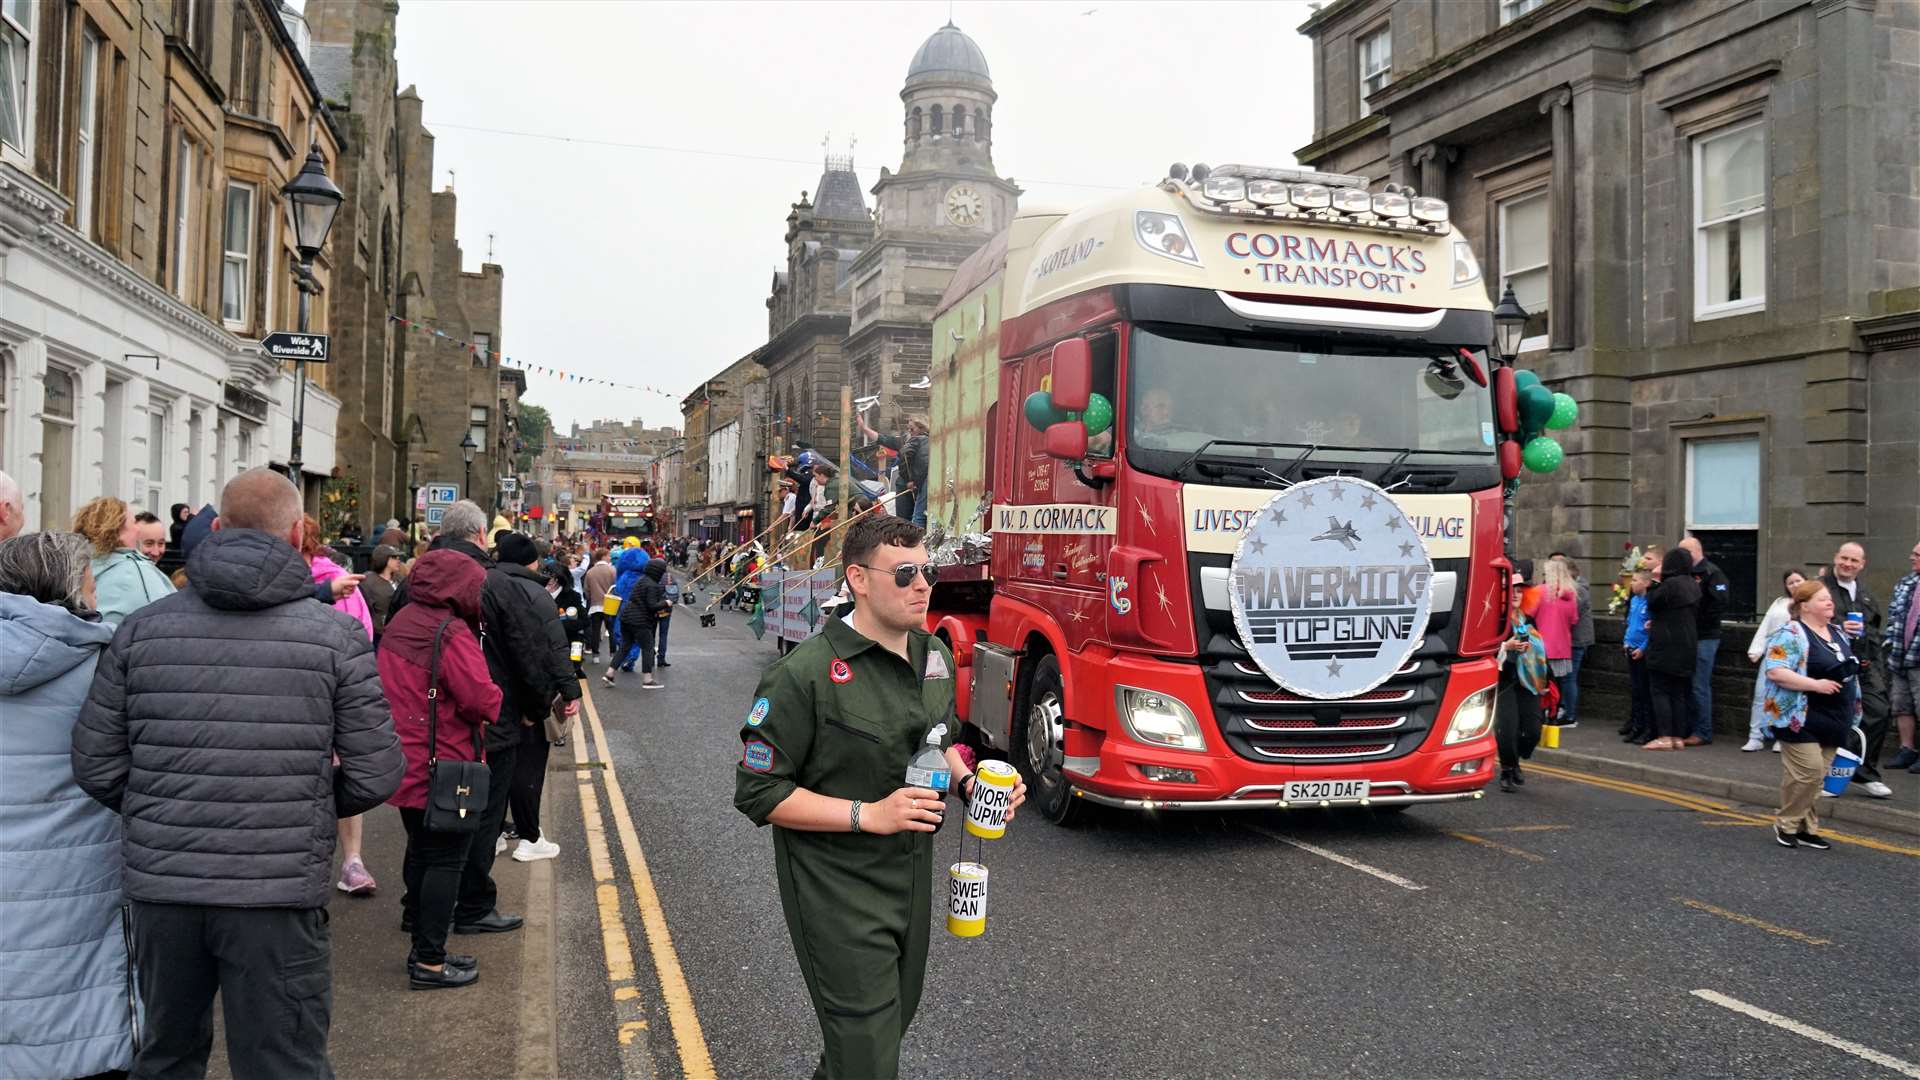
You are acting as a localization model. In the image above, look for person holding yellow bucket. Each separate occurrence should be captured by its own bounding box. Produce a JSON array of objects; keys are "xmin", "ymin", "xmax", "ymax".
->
[{"xmin": 1496, "ymin": 567, "xmax": 1552, "ymax": 792}]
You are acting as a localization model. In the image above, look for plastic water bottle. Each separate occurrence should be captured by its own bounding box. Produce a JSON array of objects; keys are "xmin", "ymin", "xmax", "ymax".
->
[{"xmin": 905, "ymin": 723, "xmax": 951, "ymax": 832}]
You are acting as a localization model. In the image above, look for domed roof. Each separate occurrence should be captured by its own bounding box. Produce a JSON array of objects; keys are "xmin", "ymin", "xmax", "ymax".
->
[{"xmin": 907, "ymin": 22, "xmax": 990, "ymax": 82}]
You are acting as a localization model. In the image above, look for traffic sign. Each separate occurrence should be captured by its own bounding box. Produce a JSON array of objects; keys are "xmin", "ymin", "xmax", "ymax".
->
[
  {"xmin": 261, "ymin": 332, "xmax": 329, "ymax": 362},
  {"xmin": 499, "ymin": 477, "xmax": 519, "ymax": 493},
  {"xmin": 425, "ymin": 506, "xmax": 446, "ymax": 526},
  {"xmin": 424, "ymin": 484, "xmax": 458, "ymax": 504}
]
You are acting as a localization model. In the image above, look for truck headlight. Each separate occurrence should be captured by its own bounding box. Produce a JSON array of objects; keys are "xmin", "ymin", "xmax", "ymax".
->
[
  {"xmin": 1117, "ymin": 686, "xmax": 1207, "ymax": 752},
  {"xmin": 1135, "ymin": 211, "xmax": 1202, "ymax": 267},
  {"xmin": 1452, "ymin": 238, "xmax": 1482, "ymax": 287},
  {"xmin": 1444, "ymin": 687, "xmax": 1496, "ymax": 745}
]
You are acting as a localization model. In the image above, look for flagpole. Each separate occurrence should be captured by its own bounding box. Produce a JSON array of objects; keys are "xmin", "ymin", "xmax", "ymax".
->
[
  {"xmin": 680, "ymin": 511, "xmax": 791, "ymax": 593},
  {"xmin": 706, "ymin": 499, "xmax": 888, "ymax": 616}
]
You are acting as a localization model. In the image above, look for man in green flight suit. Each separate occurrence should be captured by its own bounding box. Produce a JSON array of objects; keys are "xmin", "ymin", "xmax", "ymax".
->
[{"xmin": 735, "ymin": 515, "xmax": 1025, "ymax": 1079}]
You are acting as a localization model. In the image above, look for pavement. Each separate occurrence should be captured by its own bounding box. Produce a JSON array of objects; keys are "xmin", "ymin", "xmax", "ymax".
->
[
  {"xmin": 1536, "ymin": 720, "xmax": 1920, "ymax": 837},
  {"xmin": 206, "ymin": 787, "xmax": 561, "ymax": 1079}
]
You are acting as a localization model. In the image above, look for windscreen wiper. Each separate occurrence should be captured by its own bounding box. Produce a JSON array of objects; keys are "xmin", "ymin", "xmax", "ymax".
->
[{"xmin": 1171, "ymin": 439, "xmax": 1317, "ymax": 481}]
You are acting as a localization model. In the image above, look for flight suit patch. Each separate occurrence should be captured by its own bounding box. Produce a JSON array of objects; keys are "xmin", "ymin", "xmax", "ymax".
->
[
  {"xmin": 924, "ymin": 651, "xmax": 950, "ymax": 680},
  {"xmin": 830, "ymin": 659, "xmax": 854, "ymax": 684},
  {"xmin": 743, "ymin": 741, "xmax": 775, "ymax": 772},
  {"xmin": 747, "ymin": 697, "xmax": 771, "ymax": 727}
]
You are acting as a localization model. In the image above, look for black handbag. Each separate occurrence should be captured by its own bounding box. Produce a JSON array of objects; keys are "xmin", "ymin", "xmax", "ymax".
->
[{"xmin": 421, "ymin": 617, "xmax": 490, "ymax": 834}]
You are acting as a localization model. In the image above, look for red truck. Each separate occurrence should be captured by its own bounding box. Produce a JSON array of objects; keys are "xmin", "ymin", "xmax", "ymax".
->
[{"xmin": 918, "ymin": 163, "xmax": 1515, "ymax": 824}]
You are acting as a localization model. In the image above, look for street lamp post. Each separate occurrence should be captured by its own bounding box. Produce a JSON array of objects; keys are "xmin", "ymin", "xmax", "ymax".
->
[
  {"xmin": 407, "ymin": 461, "xmax": 421, "ymax": 532},
  {"xmin": 1492, "ymin": 281, "xmax": 1530, "ymax": 365},
  {"xmin": 460, "ymin": 431, "xmax": 478, "ymax": 503},
  {"xmin": 281, "ymin": 145, "xmax": 344, "ymax": 496}
]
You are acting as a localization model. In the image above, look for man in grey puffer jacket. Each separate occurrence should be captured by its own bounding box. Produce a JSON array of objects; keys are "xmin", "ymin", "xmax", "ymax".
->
[{"xmin": 73, "ymin": 468, "xmax": 401, "ymax": 1079}]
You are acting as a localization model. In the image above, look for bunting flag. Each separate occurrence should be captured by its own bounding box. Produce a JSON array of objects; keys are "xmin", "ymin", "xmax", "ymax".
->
[
  {"xmin": 747, "ymin": 595, "xmax": 766, "ymax": 641},
  {"xmin": 386, "ymin": 314, "xmax": 682, "ymax": 400}
]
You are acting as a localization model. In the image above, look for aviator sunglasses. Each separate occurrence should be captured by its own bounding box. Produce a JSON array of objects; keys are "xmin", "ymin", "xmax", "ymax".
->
[{"xmin": 855, "ymin": 562, "xmax": 941, "ymax": 588}]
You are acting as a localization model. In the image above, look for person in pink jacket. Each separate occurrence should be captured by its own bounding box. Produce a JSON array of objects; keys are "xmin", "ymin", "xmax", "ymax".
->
[
  {"xmin": 1533, "ymin": 558, "xmax": 1581, "ymax": 725},
  {"xmin": 302, "ymin": 516, "xmax": 378, "ymax": 893}
]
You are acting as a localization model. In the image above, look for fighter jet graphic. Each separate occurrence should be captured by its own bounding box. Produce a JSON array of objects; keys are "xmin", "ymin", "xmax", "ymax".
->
[{"xmin": 1311, "ymin": 516, "xmax": 1363, "ymax": 551}]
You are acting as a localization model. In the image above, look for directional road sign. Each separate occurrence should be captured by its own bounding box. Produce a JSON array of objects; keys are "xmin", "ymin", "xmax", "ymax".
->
[{"xmin": 261, "ymin": 332, "xmax": 330, "ymax": 362}]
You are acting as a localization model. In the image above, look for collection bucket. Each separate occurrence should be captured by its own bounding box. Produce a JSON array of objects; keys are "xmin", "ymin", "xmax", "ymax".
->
[{"xmin": 1823, "ymin": 731, "xmax": 1865, "ymax": 796}]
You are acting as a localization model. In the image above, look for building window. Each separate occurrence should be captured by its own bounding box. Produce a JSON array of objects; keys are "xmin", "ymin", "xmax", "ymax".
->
[
  {"xmin": 172, "ymin": 131, "xmax": 196, "ymax": 301},
  {"xmin": 1501, "ymin": 0, "xmax": 1546, "ymax": 23},
  {"xmin": 1694, "ymin": 120, "xmax": 1766, "ymax": 320},
  {"xmin": 40, "ymin": 367, "xmax": 76, "ymax": 529},
  {"xmin": 1685, "ymin": 435, "xmax": 1761, "ymax": 617},
  {"xmin": 74, "ymin": 30, "xmax": 103, "ymax": 237},
  {"xmin": 930, "ymin": 104, "xmax": 943, "ymax": 135},
  {"xmin": 1357, "ymin": 26, "xmax": 1391, "ymax": 118},
  {"xmin": 103, "ymin": 377, "xmax": 126, "ymax": 500},
  {"xmin": 469, "ymin": 406, "xmax": 488, "ymax": 449},
  {"xmin": 263, "ymin": 206, "xmax": 277, "ymax": 329},
  {"xmin": 1498, "ymin": 189, "xmax": 1551, "ymax": 348},
  {"xmin": 0, "ymin": 0, "xmax": 31, "ymax": 157},
  {"xmin": 147, "ymin": 401, "xmax": 169, "ymax": 511},
  {"xmin": 228, "ymin": 3, "xmax": 262, "ymax": 115},
  {"xmin": 221, "ymin": 182, "xmax": 255, "ymax": 327},
  {"xmin": 0, "ymin": 345, "xmax": 10, "ymax": 470},
  {"xmin": 472, "ymin": 331, "xmax": 491, "ymax": 367}
]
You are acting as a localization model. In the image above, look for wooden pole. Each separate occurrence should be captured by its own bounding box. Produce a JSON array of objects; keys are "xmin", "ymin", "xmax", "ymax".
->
[
  {"xmin": 707, "ymin": 499, "xmax": 887, "ymax": 614},
  {"xmin": 681, "ymin": 511, "xmax": 791, "ymax": 591},
  {"xmin": 836, "ymin": 384, "xmax": 852, "ymax": 523}
]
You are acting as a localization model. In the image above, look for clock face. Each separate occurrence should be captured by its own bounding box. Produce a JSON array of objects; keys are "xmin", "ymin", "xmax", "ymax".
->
[{"xmin": 944, "ymin": 185, "xmax": 985, "ymax": 227}]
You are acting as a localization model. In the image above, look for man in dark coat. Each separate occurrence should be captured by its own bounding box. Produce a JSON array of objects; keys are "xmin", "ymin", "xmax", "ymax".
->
[
  {"xmin": 73, "ymin": 468, "xmax": 401, "ymax": 1079},
  {"xmin": 1822, "ymin": 541, "xmax": 1892, "ymax": 797},
  {"xmin": 1677, "ymin": 536, "xmax": 1731, "ymax": 744}
]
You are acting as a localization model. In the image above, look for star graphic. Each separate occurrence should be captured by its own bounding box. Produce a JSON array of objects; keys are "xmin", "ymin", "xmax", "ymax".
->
[
  {"xmin": 1329, "ymin": 483, "xmax": 1344, "ymax": 502},
  {"xmin": 1247, "ymin": 536, "xmax": 1267, "ymax": 555},
  {"xmin": 1359, "ymin": 492, "xmax": 1378, "ymax": 510},
  {"xmin": 1483, "ymin": 590, "xmax": 1499, "ymax": 620},
  {"xmin": 1068, "ymin": 604, "xmax": 1090, "ymax": 624},
  {"xmin": 1383, "ymin": 514, "xmax": 1401, "ymax": 532},
  {"xmin": 1154, "ymin": 577, "xmax": 1175, "ymax": 616},
  {"xmin": 1325, "ymin": 658, "xmax": 1344, "ymax": 677},
  {"xmin": 1300, "ymin": 493, "xmax": 1316, "ymax": 508},
  {"xmin": 1135, "ymin": 498, "xmax": 1157, "ymax": 537},
  {"xmin": 1267, "ymin": 507, "xmax": 1288, "ymax": 527},
  {"xmin": 1398, "ymin": 541, "xmax": 1416, "ymax": 558}
]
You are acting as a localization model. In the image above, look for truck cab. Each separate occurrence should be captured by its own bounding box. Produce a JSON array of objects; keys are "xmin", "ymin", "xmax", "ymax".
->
[{"xmin": 927, "ymin": 163, "xmax": 1510, "ymax": 823}]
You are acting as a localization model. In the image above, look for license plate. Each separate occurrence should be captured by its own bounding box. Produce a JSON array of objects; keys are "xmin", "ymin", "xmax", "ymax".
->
[{"xmin": 1283, "ymin": 780, "xmax": 1370, "ymax": 802}]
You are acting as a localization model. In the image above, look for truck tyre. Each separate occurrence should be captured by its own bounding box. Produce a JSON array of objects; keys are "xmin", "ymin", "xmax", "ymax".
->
[{"xmin": 1018, "ymin": 654, "xmax": 1088, "ymax": 826}]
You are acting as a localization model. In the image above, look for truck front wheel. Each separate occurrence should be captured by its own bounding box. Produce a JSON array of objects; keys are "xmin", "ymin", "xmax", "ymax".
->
[{"xmin": 1018, "ymin": 655, "xmax": 1087, "ymax": 826}]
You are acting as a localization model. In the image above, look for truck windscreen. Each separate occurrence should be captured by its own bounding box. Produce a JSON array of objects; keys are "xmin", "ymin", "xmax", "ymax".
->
[{"xmin": 1126, "ymin": 326, "xmax": 1494, "ymax": 473}]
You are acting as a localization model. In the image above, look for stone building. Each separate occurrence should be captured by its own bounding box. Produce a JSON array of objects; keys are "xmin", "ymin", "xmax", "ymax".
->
[
  {"xmin": 2, "ymin": 0, "xmax": 343, "ymax": 529},
  {"xmin": 679, "ymin": 355, "xmax": 765, "ymax": 542},
  {"xmin": 751, "ymin": 23, "xmax": 1017, "ymax": 482},
  {"xmin": 390, "ymin": 86, "xmax": 509, "ymax": 515},
  {"xmin": 1297, "ymin": 0, "xmax": 1920, "ymax": 612},
  {"xmin": 843, "ymin": 24, "xmax": 1019, "ymax": 436},
  {"xmin": 304, "ymin": 0, "xmax": 406, "ymax": 533}
]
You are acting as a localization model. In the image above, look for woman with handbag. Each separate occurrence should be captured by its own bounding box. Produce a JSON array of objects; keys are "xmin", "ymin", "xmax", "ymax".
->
[
  {"xmin": 1759, "ymin": 580, "xmax": 1863, "ymax": 849},
  {"xmin": 378, "ymin": 549, "xmax": 504, "ymax": 989}
]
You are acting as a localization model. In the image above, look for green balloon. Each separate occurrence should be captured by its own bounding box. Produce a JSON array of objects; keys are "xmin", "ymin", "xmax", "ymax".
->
[
  {"xmin": 1546, "ymin": 391, "xmax": 1579, "ymax": 430},
  {"xmin": 1518, "ymin": 383, "xmax": 1557, "ymax": 430},
  {"xmin": 1081, "ymin": 393, "xmax": 1114, "ymax": 436},
  {"xmin": 1024, "ymin": 390, "xmax": 1066, "ymax": 431},
  {"xmin": 1513, "ymin": 369, "xmax": 1542, "ymax": 393},
  {"xmin": 1522, "ymin": 436, "xmax": 1563, "ymax": 473}
]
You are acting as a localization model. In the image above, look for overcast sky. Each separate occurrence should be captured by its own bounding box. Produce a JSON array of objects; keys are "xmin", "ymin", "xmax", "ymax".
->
[{"xmin": 385, "ymin": 0, "xmax": 1320, "ymax": 437}]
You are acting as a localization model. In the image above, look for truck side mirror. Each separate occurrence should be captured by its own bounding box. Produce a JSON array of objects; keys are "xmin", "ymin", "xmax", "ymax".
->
[
  {"xmin": 1043, "ymin": 420, "xmax": 1088, "ymax": 461},
  {"xmin": 1493, "ymin": 365, "xmax": 1518, "ymax": 433},
  {"xmin": 1050, "ymin": 339, "xmax": 1091, "ymax": 411}
]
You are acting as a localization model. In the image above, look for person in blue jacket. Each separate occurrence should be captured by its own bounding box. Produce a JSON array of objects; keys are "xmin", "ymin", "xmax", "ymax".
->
[
  {"xmin": 1621, "ymin": 569, "xmax": 1655, "ymax": 744},
  {"xmin": 608, "ymin": 542, "xmax": 650, "ymax": 672},
  {"xmin": 0, "ymin": 532, "xmax": 134, "ymax": 1078}
]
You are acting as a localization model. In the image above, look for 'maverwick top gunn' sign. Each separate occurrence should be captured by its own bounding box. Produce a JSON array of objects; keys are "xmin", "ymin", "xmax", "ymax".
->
[{"xmin": 1229, "ymin": 476, "xmax": 1434, "ymax": 699}]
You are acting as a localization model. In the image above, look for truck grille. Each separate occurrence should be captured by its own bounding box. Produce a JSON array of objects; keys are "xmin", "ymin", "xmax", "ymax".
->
[{"xmin": 1201, "ymin": 628, "xmax": 1452, "ymax": 765}]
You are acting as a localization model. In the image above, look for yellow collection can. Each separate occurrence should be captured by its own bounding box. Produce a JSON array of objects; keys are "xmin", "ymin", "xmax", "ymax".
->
[
  {"xmin": 1540, "ymin": 724, "xmax": 1561, "ymax": 749},
  {"xmin": 964, "ymin": 760, "xmax": 1019, "ymax": 840},
  {"xmin": 946, "ymin": 862, "xmax": 988, "ymax": 938}
]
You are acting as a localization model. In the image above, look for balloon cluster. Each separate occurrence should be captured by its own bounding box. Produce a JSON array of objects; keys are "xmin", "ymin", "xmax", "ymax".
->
[
  {"xmin": 1022, "ymin": 389, "xmax": 1114, "ymax": 440},
  {"xmin": 1513, "ymin": 370, "xmax": 1576, "ymax": 473}
]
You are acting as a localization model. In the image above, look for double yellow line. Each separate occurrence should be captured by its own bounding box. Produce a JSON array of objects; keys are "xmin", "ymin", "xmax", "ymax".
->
[
  {"xmin": 1527, "ymin": 762, "xmax": 1920, "ymax": 857},
  {"xmin": 572, "ymin": 683, "xmax": 716, "ymax": 1079}
]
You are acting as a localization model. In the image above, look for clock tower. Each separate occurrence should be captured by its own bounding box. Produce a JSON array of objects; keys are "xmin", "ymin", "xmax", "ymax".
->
[{"xmin": 845, "ymin": 23, "xmax": 1020, "ymax": 433}]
